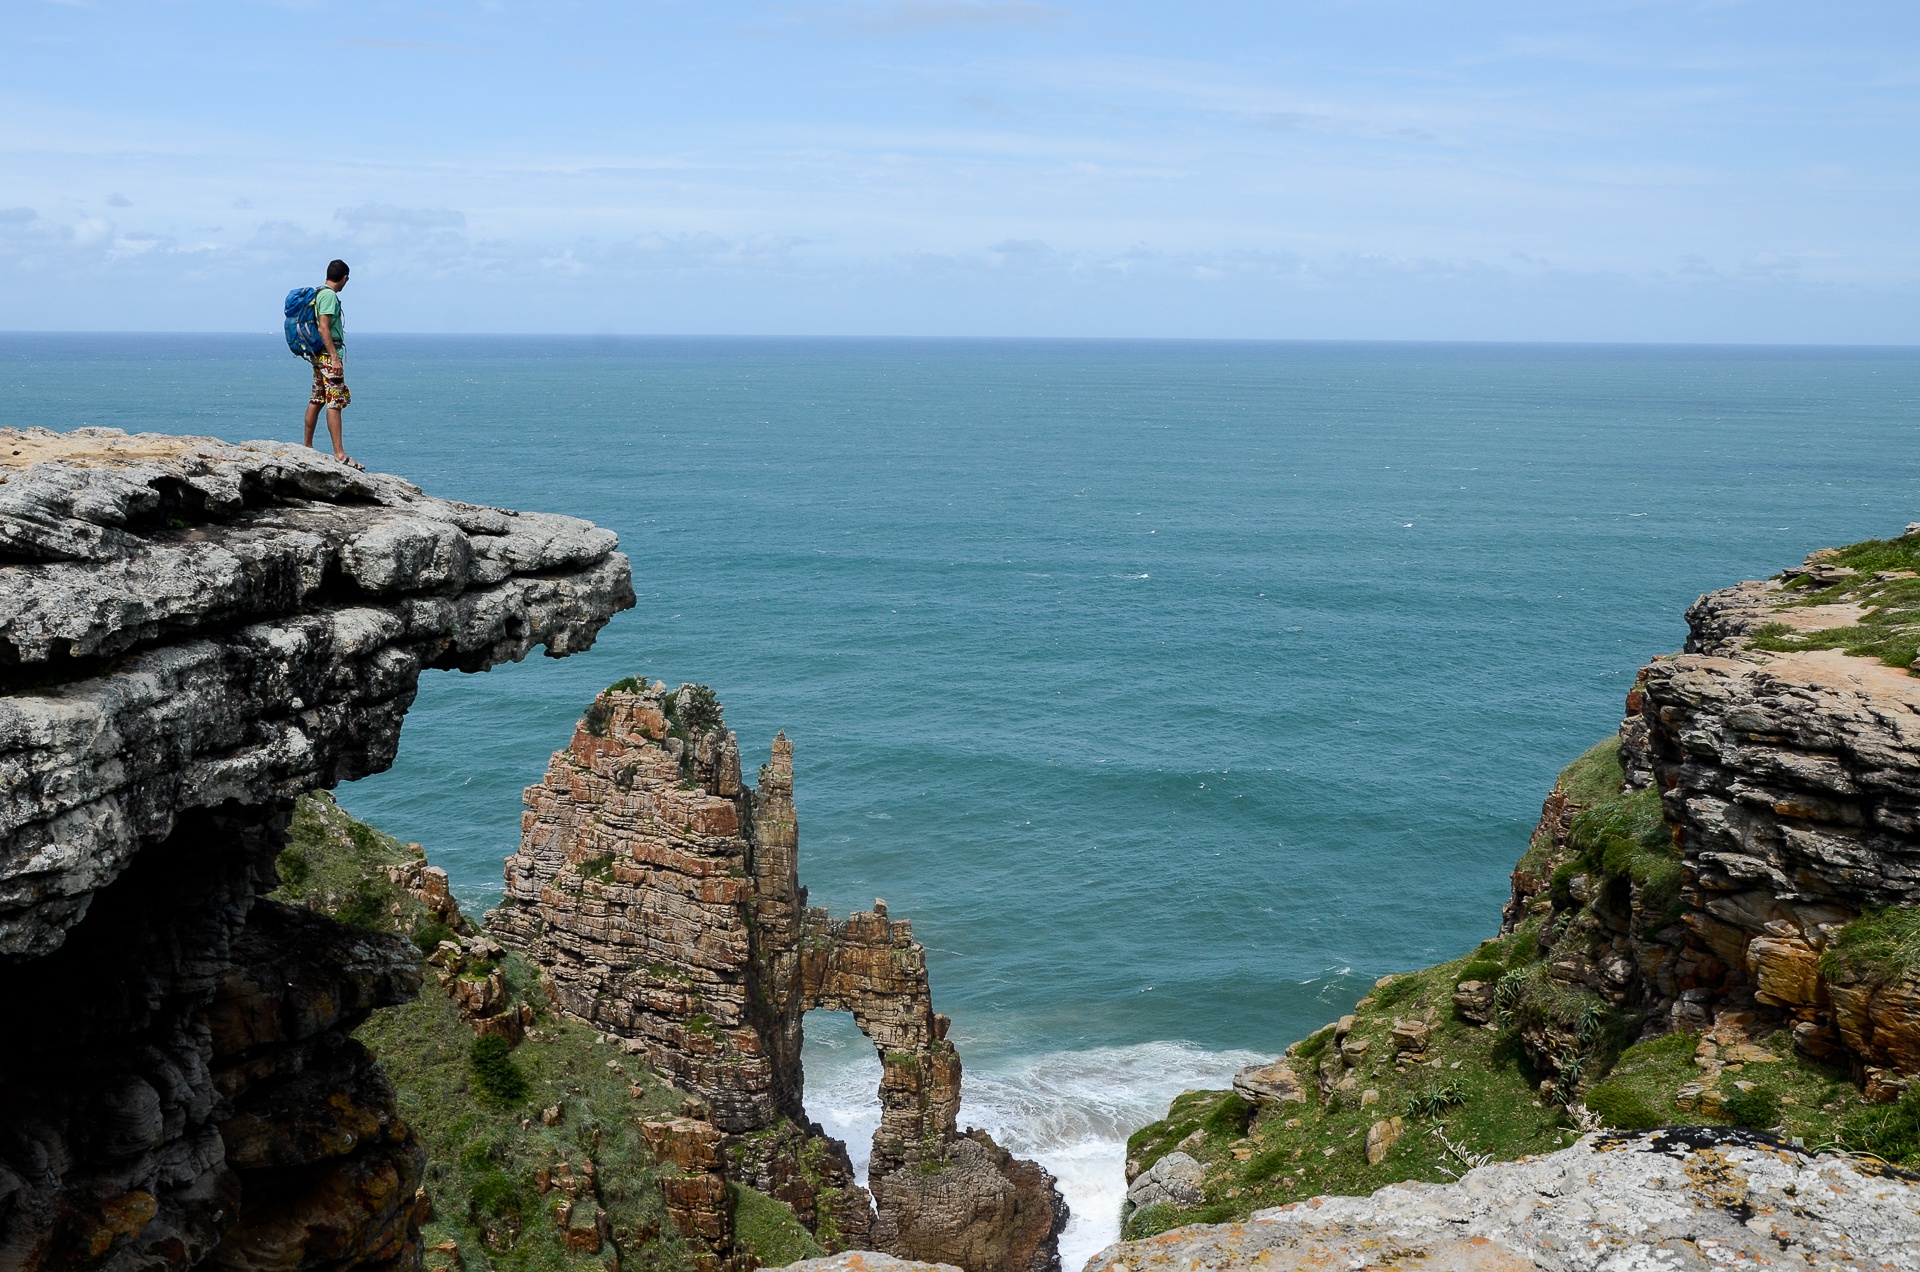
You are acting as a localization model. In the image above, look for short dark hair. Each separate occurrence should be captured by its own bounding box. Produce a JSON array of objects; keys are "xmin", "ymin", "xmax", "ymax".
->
[{"xmin": 326, "ymin": 259, "xmax": 350, "ymax": 281}]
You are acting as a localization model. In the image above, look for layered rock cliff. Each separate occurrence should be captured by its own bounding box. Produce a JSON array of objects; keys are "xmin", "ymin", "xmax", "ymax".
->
[
  {"xmin": 1111, "ymin": 527, "xmax": 1920, "ymax": 1259},
  {"xmin": 1505, "ymin": 531, "xmax": 1920, "ymax": 1104},
  {"xmin": 0, "ymin": 429, "xmax": 633, "ymax": 1271},
  {"xmin": 485, "ymin": 685, "xmax": 1067, "ymax": 1272}
]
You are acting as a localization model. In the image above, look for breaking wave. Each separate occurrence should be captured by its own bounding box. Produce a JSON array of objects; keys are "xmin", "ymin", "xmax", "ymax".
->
[{"xmin": 804, "ymin": 1023, "xmax": 1267, "ymax": 1272}]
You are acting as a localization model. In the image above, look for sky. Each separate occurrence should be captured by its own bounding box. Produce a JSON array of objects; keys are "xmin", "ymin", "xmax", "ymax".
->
[{"xmin": 3, "ymin": 1, "xmax": 1917, "ymax": 340}]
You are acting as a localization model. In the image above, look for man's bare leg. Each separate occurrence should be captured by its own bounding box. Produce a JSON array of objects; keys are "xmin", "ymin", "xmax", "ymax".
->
[
  {"xmin": 325, "ymin": 407, "xmax": 347, "ymax": 462},
  {"xmin": 304, "ymin": 401, "xmax": 321, "ymax": 448}
]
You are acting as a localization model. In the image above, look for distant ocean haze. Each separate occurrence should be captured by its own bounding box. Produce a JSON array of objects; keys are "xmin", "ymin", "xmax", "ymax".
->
[{"xmin": 8, "ymin": 334, "xmax": 1918, "ymax": 1263}]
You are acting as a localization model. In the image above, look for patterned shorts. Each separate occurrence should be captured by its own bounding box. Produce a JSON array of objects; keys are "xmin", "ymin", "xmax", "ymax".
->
[{"xmin": 309, "ymin": 351, "xmax": 351, "ymax": 410}]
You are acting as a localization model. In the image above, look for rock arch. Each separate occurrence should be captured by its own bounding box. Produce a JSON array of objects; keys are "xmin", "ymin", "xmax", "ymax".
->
[{"xmin": 487, "ymin": 684, "xmax": 1066, "ymax": 1272}]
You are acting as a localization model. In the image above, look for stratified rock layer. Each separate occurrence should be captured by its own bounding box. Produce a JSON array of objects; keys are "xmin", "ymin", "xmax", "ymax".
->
[
  {"xmin": 0, "ymin": 429, "xmax": 633, "ymax": 1271},
  {"xmin": 1498, "ymin": 540, "xmax": 1920, "ymax": 1101},
  {"xmin": 1088, "ymin": 1129, "xmax": 1920, "ymax": 1272},
  {"xmin": 487, "ymin": 685, "xmax": 1066, "ymax": 1272}
]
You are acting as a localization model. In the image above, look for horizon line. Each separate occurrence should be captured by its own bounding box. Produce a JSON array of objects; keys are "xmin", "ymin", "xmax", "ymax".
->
[{"xmin": 2, "ymin": 331, "xmax": 1918, "ymax": 351}]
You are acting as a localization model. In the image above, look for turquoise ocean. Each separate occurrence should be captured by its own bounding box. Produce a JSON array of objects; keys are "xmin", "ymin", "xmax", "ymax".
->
[{"xmin": 6, "ymin": 335, "xmax": 1917, "ymax": 1263}]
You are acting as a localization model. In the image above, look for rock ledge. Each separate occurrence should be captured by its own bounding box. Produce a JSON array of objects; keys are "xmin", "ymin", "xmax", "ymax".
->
[{"xmin": 1089, "ymin": 1129, "xmax": 1920, "ymax": 1272}]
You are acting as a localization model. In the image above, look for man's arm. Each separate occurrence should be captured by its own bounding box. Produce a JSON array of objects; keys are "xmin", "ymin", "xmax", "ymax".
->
[{"xmin": 319, "ymin": 309, "xmax": 337, "ymax": 357}]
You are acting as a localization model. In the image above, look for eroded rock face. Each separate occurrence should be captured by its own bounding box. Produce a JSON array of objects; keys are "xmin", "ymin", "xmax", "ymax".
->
[
  {"xmin": 486, "ymin": 685, "xmax": 1065, "ymax": 1272},
  {"xmin": 0, "ymin": 430, "xmax": 633, "ymax": 1271},
  {"xmin": 1636, "ymin": 566, "xmax": 1920, "ymax": 1091},
  {"xmin": 1087, "ymin": 1129, "xmax": 1920, "ymax": 1272},
  {"xmin": 1487, "ymin": 540, "xmax": 1920, "ymax": 1102}
]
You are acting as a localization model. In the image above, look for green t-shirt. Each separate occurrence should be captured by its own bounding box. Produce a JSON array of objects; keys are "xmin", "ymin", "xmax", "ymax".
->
[{"xmin": 314, "ymin": 286, "xmax": 344, "ymax": 347}]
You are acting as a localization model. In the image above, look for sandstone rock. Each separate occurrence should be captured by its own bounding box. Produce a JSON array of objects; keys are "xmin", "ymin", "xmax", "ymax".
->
[
  {"xmin": 1338, "ymin": 1036, "xmax": 1369, "ymax": 1067},
  {"xmin": 1634, "ymin": 575, "xmax": 1920, "ymax": 1085},
  {"xmin": 1363, "ymin": 1116, "xmax": 1404, "ymax": 1165},
  {"xmin": 1390, "ymin": 1019, "xmax": 1430, "ymax": 1054},
  {"xmin": 0, "ymin": 433, "xmax": 631, "ymax": 1272},
  {"xmin": 872, "ymin": 1131, "xmax": 1068, "ymax": 1272},
  {"xmin": 1086, "ymin": 1130, "xmax": 1920, "ymax": 1272},
  {"xmin": 1452, "ymin": 979, "xmax": 1495, "ymax": 1025},
  {"xmin": 486, "ymin": 687, "xmax": 1064, "ymax": 1272},
  {"xmin": 1231, "ymin": 1060, "xmax": 1305, "ymax": 1105},
  {"xmin": 1124, "ymin": 1151, "xmax": 1205, "ymax": 1212}
]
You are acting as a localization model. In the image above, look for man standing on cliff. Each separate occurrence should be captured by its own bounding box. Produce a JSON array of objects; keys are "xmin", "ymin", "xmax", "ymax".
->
[{"xmin": 302, "ymin": 260, "xmax": 363, "ymax": 470}]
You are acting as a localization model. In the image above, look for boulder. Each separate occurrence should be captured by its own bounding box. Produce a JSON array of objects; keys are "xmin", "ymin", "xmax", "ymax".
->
[
  {"xmin": 1452, "ymin": 980, "xmax": 1495, "ymax": 1025},
  {"xmin": 1232, "ymin": 1060, "xmax": 1306, "ymax": 1105},
  {"xmin": 1125, "ymin": 1151, "xmax": 1206, "ymax": 1212},
  {"xmin": 1363, "ymin": 1116, "xmax": 1404, "ymax": 1165}
]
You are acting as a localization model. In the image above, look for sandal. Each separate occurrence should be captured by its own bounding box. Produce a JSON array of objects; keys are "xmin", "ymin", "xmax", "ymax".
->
[{"xmin": 336, "ymin": 455, "xmax": 366, "ymax": 471}]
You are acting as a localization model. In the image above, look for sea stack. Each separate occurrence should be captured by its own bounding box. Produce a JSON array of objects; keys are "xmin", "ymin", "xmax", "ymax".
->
[{"xmin": 486, "ymin": 683, "xmax": 1068, "ymax": 1272}]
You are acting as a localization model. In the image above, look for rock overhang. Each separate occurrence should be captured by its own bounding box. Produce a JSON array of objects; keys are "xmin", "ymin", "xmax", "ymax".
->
[{"xmin": 0, "ymin": 426, "xmax": 636, "ymax": 958}]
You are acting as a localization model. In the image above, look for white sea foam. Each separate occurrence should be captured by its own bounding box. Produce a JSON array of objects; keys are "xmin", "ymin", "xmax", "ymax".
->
[{"xmin": 804, "ymin": 1022, "xmax": 1267, "ymax": 1272}]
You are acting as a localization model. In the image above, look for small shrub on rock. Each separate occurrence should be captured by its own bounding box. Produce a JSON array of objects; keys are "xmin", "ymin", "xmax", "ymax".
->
[
  {"xmin": 412, "ymin": 920, "xmax": 455, "ymax": 953},
  {"xmin": 1203, "ymin": 1093, "xmax": 1254, "ymax": 1138},
  {"xmin": 469, "ymin": 1034, "xmax": 529, "ymax": 1104},
  {"xmin": 678, "ymin": 684, "xmax": 723, "ymax": 734},
  {"xmin": 1722, "ymin": 1086, "xmax": 1781, "ymax": 1130},
  {"xmin": 1582, "ymin": 1081, "xmax": 1663, "ymax": 1131},
  {"xmin": 275, "ymin": 845, "xmax": 311, "ymax": 889},
  {"xmin": 335, "ymin": 878, "xmax": 391, "ymax": 931},
  {"xmin": 1822, "ymin": 906, "xmax": 1920, "ymax": 986}
]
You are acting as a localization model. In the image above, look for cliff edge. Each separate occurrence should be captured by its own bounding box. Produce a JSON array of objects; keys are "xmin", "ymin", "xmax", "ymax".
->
[
  {"xmin": 0, "ymin": 428, "xmax": 634, "ymax": 1271},
  {"xmin": 1111, "ymin": 527, "xmax": 1920, "ymax": 1261}
]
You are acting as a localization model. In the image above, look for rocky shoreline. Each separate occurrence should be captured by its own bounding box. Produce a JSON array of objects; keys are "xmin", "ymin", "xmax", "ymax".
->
[
  {"xmin": 6, "ymin": 426, "xmax": 1920, "ymax": 1270},
  {"xmin": 1105, "ymin": 529, "xmax": 1920, "ymax": 1267}
]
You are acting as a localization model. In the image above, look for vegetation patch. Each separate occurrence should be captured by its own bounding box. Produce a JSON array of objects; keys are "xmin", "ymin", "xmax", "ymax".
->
[
  {"xmin": 1840, "ymin": 1087, "xmax": 1920, "ymax": 1164},
  {"xmin": 1748, "ymin": 533, "xmax": 1920, "ymax": 669},
  {"xmin": 728, "ymin": 1184, "xmax": 823, "ymax": 1267},
  {"xmin": 1119, "ymin": 736, "xmax": 1891, "ymax": 1235},
  {"xmin": 1567, "ymin": 787, "xmax": 1684, "ymax": 925},
  {"xmin": 274, "ymin": 792, "xmax": 436, "ymax": 942},
  {"xmin": 276, "ymin": 792, "xmax": 828, "ymax": 1272},
  {"xmin": 1559, "ymin": 737, "xmax": 1629, "ymax": 809},
  {"xmin": 470, "ymin": 1034, "xmax": 531, "ymax": 1105},
  {"xmin": 1750, "ymin": 620, "xmax": 1920, "ymax": 673},
  {"xmin": 1821, "ymin": 906, "xmax": 1920, "ymax": 986},
  {"xmin": 666, "ymin": 684, "xmax": 723, "ymax": 736},
  {"xmin": 1583, "ymin": 1033, "xmax": 1695, "ymax": 1130},
  {"xmin": 575, "ymin": 854, "xmax": 618, "ymax": 884},
  {"xmin": 1123, "ymin": 953, "xmax": 1579, "ymax": 1238}
]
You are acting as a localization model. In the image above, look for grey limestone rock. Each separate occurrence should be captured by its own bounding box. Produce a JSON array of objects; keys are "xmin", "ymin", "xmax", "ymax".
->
[
  {"xmin": 1124, "ymin": 1150, "xmax": 1205, "ymax": 1212},
  {"xmin": 0, "ymin": 427, "xmax": 635, "ymax": 959},
  {"xmin": 1090, "ymin": 1129, "xmax": 1920, "ymax": 1272},
  {"xmin": 780, "ymin": 1255, "xmax": 961, "ymax": 1272},
  {"xmin": 0, "ymin": 428, "xmax": 634, "ymax": 1271}
]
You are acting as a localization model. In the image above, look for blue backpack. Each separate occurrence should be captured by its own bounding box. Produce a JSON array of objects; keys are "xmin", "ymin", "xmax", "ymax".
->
[{"xmin": 284, "ymin": 287, "xmax": 324, "ymax": 357}]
